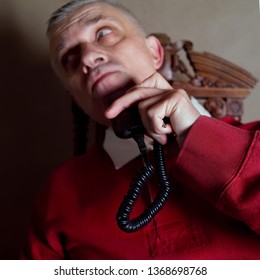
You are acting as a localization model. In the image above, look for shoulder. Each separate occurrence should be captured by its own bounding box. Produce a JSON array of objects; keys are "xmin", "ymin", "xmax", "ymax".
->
[
  {"xmin": 39, "ymin": 146, "xmax": 114, "ymax": 198},
  {"xmin": 30, "ymin": 145, "xmax": 116, "ymax": 219},
  {"xmin": 51, "ymin": 146, "xmax": 113, "ymax": 184}
]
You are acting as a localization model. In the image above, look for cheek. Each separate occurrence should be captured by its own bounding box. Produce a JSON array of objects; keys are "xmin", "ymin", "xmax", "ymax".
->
[{"xmin": 115, "ymin": 42, "xmax": 156, "ymax": 83}]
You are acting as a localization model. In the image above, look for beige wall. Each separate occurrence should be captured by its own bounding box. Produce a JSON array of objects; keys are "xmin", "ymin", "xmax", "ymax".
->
[
  {"xmin": 0, "ymin": 0, "xmax": 259, "ymax": 259},
  {"xmin": 118, "ymin": 0, "xmax": 260, "ymax": 122}
]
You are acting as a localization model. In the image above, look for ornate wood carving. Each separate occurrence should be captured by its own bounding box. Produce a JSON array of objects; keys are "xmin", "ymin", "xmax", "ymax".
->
[
  {"xmin": 153, "ymin": 33, "xmax": 258, "ymax": 121},
  {"xmin": 204, "ymin": 97, "xmax": 227, "ymax": 118}
]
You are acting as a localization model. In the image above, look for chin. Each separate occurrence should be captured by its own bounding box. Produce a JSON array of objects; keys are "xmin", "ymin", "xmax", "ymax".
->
[{"xmin": 93, "ymin": 74, "xmax": 134, "ymax": 100}]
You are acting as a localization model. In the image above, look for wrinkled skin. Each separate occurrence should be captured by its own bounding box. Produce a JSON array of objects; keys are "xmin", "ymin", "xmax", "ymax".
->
[{"xmin": 49, "ymin": 3, "xmax": 200, "ymax": 145}]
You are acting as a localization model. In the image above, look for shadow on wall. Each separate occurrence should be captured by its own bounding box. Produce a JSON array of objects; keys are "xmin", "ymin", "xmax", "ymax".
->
[{"xmin": 0, "ymin": 17, "xmax": 73, "ymax": 259}]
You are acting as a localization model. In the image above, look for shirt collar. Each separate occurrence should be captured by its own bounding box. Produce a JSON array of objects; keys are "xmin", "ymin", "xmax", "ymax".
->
[{"xmin": 103, "ymin": 128, "xmax": 153, "ymax": 170}]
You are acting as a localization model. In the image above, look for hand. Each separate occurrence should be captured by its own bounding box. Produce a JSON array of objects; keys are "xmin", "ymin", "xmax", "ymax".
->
[{"xmin": 105, "ymin": 72, "xmax": 201, "ymax": 146}]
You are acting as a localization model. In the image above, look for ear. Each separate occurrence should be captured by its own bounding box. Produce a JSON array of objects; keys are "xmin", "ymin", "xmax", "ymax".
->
[{"xmin": 145, "ymin": 35, "xmax": 164, "ymax": 70}]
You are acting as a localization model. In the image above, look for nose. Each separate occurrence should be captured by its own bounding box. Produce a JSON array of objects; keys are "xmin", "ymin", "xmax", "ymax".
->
[{"xmin": 81, "ymin": 45, "xmax": 107, "ymax": 73}]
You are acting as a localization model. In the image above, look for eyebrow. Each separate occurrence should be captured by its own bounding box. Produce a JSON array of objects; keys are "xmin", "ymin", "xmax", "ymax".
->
[{"xmin": 55, "ymin": 15, "xmax": 117, "ymax": 54}]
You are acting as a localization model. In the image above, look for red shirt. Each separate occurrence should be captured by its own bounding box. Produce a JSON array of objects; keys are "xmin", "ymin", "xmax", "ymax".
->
[{"xmin": 22, "ymin": 116, "xmax": 260, "ymax": 259}]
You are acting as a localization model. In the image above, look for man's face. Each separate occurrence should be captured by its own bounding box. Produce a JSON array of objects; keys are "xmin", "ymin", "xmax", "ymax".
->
[{"xmin": 49, "ymin": 3, "xmax": 162, "ymax": 125}]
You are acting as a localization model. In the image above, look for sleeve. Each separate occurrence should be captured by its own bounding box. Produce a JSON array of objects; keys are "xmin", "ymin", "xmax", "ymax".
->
[
  {"xmin": 21, "ymin": 172, "xmax": 66, "ymax": 260},
  {"xmin": 173, "ymin": 116, "xmax": 260, "ymax": 234}
]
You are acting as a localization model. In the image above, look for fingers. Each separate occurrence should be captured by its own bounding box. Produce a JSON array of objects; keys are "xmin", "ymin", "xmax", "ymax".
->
[
  {"xmin": 137, "ymin": 93, "xmax": 174, "ymax": 134},
  {"xmin": 104, "ymin": 71, "xmax": 200, "ymax": 146},
  {"xmin": 148, "ymin": 122, "xmax": 173, "ymax": 145},
  {"xmin": 105, "ymin": 72, "xmax": 172, "ymax": 119},
  {"xmin": 105, "ymin": 87, "xmax": 166, "ymax": 119}
]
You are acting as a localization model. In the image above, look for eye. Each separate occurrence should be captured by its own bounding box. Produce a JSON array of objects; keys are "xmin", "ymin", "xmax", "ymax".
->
[
  {"xmin": 96, "ymin": 28, "xmax": 112, "ymax": 40},
  {"xmin": 61, "ymin": 46, "xmax": 81, "ymax": 72}
]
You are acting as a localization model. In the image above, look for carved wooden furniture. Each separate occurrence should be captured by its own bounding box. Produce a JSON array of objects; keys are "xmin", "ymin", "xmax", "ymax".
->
[
  {"xmin": 72, "ymin": 33, "xmax": 258, "ymax": 155},
  {"xmin": 154, "ymin": 33, "xmax": 258, "ymax": 120}
]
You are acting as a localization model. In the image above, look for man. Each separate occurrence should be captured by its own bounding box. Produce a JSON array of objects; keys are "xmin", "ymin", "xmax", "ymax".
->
[{"xmin": 22, "ymin": 0, "xmax": 260, "ymax": 259}]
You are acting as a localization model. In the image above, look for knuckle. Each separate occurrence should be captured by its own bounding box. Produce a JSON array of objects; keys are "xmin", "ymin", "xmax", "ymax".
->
[
  {"xmin": 137, "ymin": 100, "xmax": 146, "ymax": 111},
  {"xmin": 147, "ymin": 109, "xmax": 154, "ymax": 120},
  {"xmin": 176, "ymin": 88, "xmax": 188, "ymax": 95}
]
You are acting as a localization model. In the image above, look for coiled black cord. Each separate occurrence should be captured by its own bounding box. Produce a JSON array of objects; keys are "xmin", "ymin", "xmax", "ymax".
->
[{"xmin": 116, "ymin": 133, "xmax": 172, "ymax": 233}]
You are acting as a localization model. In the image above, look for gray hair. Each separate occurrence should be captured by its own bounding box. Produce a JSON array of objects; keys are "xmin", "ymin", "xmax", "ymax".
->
[{"xmin": 47, "ymin": 0, "xmax": 147, "ymax": 37}]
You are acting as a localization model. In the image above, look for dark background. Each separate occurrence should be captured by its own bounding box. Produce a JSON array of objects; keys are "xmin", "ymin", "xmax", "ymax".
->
[{"xmin": 0, "ymin": 15, "xmax": 73, "ymax": 259}]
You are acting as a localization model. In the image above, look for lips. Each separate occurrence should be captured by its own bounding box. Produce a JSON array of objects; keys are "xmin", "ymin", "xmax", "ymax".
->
[
  {"xmin": 89, "ymin": 64, "xmax": 123, "ymax": 91},
  {"xmin": 89, "ymin": 65, "xmax": 134, "ymax": 102},
  {"xmin": 91, "ymin": 71, "xmax": 118, "ymax": 91}
]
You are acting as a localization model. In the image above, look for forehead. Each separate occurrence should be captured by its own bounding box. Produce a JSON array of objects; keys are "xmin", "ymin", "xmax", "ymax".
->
[{"xmin": 49, "ymin": 3, "xmax": 130, "ymax": 53}]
